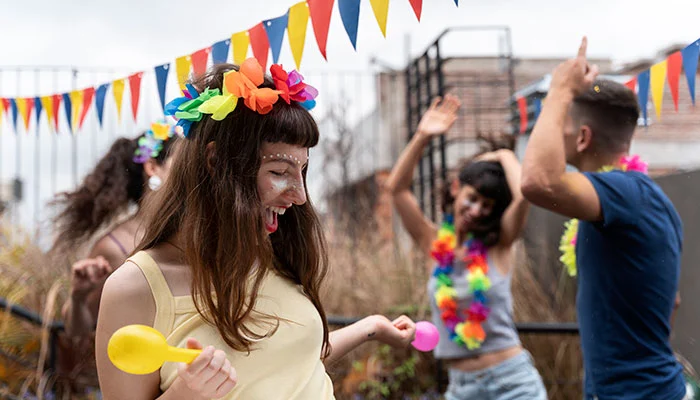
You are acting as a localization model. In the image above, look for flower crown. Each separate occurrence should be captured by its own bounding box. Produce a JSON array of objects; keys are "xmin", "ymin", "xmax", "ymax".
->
[
  {"xmin": 133, "ymin": 120, "xmax": 176, "ymax": 164},
  {"xmin": 164, "ymin": 58, "xmax": 318, "ymax": 137}
]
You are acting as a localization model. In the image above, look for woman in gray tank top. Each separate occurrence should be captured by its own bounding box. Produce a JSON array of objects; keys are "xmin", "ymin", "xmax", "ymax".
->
[{"xmin": 386, "ymin": 95, "xmax": 546, "ymax": 399}]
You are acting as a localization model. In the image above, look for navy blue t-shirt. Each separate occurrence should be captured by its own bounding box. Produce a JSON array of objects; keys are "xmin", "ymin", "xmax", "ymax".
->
[{"xmin": 577, "ymin": 170, "xmax": 685, "ymax": 400}]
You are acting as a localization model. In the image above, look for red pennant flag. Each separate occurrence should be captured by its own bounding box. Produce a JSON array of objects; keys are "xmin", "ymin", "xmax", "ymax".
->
[
  {"xmin": 517, "ymin": 96, "xmax": 528, "ymax": 134},
  {"xmin": 128, "ymin": 72, "xmax": 143, "ymax": 122},
  {"xmin": 52, "ymin": 94, "xmax": 62, "ymax": 132},
  {"xmin": 624, "ymin": 77, "xmax": 637, "ymax": 92},
  {"xmin": 666, "ymin": 51, "xmax": 682, "ymax": 112},
  {"xmin": 1, "ymin": 98, "xmax": 9, "ymax": 115},
  {"xmin": 408, "ymin": 0, "xmax": 422, "ymax": 21},
  {"xmin": 19, "ymin": 98, "xmax": 35, "ymax": 132},
  {"xmin": 249, "ymin": 22, "xmax": 270, "ymax": 70},
  {"xmin": 191, "ymin": 47, "xmax": 211, "ymax": 78},
  {"xmin": 79, "ymin": 87, "xmax": 95, "ymax": 130},
  {"xmin": 308, "ymin": 0, "xmax": 334, "ymax": 60}
]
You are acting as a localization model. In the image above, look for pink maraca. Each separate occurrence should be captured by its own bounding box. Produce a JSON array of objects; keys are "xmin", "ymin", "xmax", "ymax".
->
[{"xmin": 411, "ymin": 321, "xmax": 439, "ymax": 352}]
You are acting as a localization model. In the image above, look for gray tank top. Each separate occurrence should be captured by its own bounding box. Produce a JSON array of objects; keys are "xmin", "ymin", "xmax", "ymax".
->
[{"xmin": 427, "ymin": 254, "xmax": 520, "ymax": 359}]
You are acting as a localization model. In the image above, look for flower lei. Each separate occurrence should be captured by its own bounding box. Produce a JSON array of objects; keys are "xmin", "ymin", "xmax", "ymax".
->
[
  {"xmin": 559, "ymin": 155, "xmax": 649, "ymax": 276},
  {"xmin": 164, "ymin": 58, "xmax": 318, "ymax": 137},
  {"xmin": 431, "ymin": 215, "xmax": 492, "ymax": 350},
  {"xmin": 133, "ymin": 120, "xmax": 176, "ymax": 164}
]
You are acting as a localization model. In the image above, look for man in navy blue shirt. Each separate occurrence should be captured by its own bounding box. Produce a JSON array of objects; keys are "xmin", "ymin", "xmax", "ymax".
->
[{"xmin": 521, "ymin": 37, "xmax": 687, "ymax": 399}]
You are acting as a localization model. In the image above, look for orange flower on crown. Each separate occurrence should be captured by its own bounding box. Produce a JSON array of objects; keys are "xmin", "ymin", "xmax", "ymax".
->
[{"xmin": 226, "ymin": 58, "xmax": 281, "ymax": 114}]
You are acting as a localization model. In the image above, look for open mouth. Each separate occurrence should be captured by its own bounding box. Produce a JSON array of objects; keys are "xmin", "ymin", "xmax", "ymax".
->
[{"xmin": 264, "ymin": 206, "xmax": 288, "ymax": 233}]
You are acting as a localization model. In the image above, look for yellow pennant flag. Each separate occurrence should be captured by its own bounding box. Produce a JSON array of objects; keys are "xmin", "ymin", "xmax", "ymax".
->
[
  {"xmin": 112, "ymin": 79, "xmax": 125, "ymax": 122},
  {"xmin": 16, "ymin": 98, "xmax": 29, "ymax": 131},
  {"xmin": 175, "ymin": 55, "xmax": 192, "ymax": 91},
  {"xmin": 288, "ymin": 2, "xmax": 310, "ymax": 70},
  {"xmin": 231, "ymin": 31, "xmax": 250, "ymax": 65},
  {"xmin": 69, "ymin": 90, "xmax": 83, "ymax": 133},
  {"xmin": 40, "ymin": 96, "xmax": 54, "ymax": 132},
  {"xmin": 369, "ymin": 0, "xmax": 390, "ymax": 37},
  {"xmin": 650, "ymin": 60, "xmax": 668, "ymax": 120}
]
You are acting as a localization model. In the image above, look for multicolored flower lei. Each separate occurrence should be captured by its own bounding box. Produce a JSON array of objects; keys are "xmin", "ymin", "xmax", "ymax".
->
[
  {"xmin": 133, "ymin": 120, "xmax": 176, "ymax": 164},
  {"xmin": 559, "ymin": 155, "xmax": 649, "ymax": 276},
  {"xmin": 432, "ymin": 215, "xmax": 492, "ymax": 350},
  {"xmin": 164, "ymin": 58, "xmax": 318, "ymax": 138}
]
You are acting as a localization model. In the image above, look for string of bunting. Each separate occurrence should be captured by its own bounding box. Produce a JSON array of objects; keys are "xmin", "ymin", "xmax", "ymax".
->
[
  {"xmin": 0, "ymin": 0, "xmax": 459, "ymax": 136},
  {"xmin": 515, "ymin": 38, "xmax": 699, "ymax": 133}
]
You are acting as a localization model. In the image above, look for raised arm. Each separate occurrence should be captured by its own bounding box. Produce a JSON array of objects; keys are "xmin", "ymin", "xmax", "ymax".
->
[
  {"xmin": 385, "ymin": 95, "xmax": 461, "ymax": 254},
  {"xmin": 324, "ymin": 315, "xmax": 415, "ymax": 366},
  {"xmin": 521, "ymin": 37, "xmax": 603, "ymax": 221},
  {"xmin": 475, "ymin": 149, "xmax": 529, "ymax": 246}
]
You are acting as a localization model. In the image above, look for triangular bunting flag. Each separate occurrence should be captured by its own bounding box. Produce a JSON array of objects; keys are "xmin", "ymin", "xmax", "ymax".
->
[
  {"xmin": 191, "ymin": 47, "xmax": 210, "ymax": 77},
  {"xmin": 175, "ymin": 55, "xmax": 192, "ymax": 91},
  {"xmin": 69, "ymin": 90, "xmax": 84, "ymax": 133},
  {"xmin": 666, "ymin": 51, "xmax": 682, "ymax": 112},
  {"xmin": 155, "ymin": 64, "xmax": 169, "ymax": 113},
  {"xmin": 25, "ymin": 98, "xmax": 35, "ymax": 132},
  {"xmin": 369, "ymin": 0, "xmax": 389, "ymax": 37},
  {"xmin": 533, "ymin": 98, "xmax": 542, "ymax": 120},
  {"xmin": 211, "ymin": 39, "xmax": 230, "ymax": 65},
  {"xmin": 0, "ymin": 99, "xmax": 3, "ymax": 134},
  {"xmin": 40, "ymin": 96, "xmax": 54, "ymax": 132},
  {"xmin": 264, "ymin": 13, "xmax": 289, "ymax": 65},
  {"xmin": 232, "ymin": 31, "xmax": 251, "ymax": 65},
  {"xmin": 95, "ymin": 84, "xmax": 109, "ymax": 127},
  {"xmin": 288, "ymin": 2, "xmax": 310, "ymax": 70},
  {"xmin": 16, "ymin": 98, "xmax": 28, "ymax": 132},
  {"xmin": 62, "ymin": 93, "xmax": 72, "ymax": 133},
  {"xmin": 624, "ymin": 77, "xmax": 637, "ymax": 92},
  {"xmin": 650, "ymin": 60, "xmax": 667, "ymax": 119},
  {"xmin": 681, "ymin": 39, "xmax": 699, "ymax": 105},
  {"xmin": 249, "ymin": 23, "xmax": 270, "ymax": 70},
  {"xmin": 79, "ymin": 87, "xmax": 95, "ymax": 130},
  {"xmin": 338, "ymin": 0, "xmax": 361, "ymax": 50},
  {"xmin": 454, "ymin": 0, "xmax": 458, "ymax": 5},
  {"xmin": 112, "ymin": 79, "xmax": 125, "ymax": 122},
  {"xmin": 9, "ymin": 99, "xmax": 18, "ymax": 133},
  {"xmin": 128, "ymin": 72, "xmax": 143, "ymax": 122},
  {"xmin": 308, "ymin": 0, "xmax": 333, "ymax": 60},
  {"xmin": 408, "ymin": 0, "xmax": 422, "ymax": 21},
  {"xmin": 51, "ymin": 94, "xmax": 62, "ymax": 132},
  {"xmin": 637, "ymin": 70, "xmax": 651, "ymax": 126},
  {"xmin": 34, "ymin": 96, "xmax": 43, "ymax": 129},
  {"xmin": 1, "ymin": 98, "xmax": 9, "ymax": 116}
]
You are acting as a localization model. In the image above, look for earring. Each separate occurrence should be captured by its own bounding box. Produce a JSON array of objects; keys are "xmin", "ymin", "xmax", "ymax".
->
[{"xmin": 148, "ymin": 175, "xmax": 162, "ymax": 191}]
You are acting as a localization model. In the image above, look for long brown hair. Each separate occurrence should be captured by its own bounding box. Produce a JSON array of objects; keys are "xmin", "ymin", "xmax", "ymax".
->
[
  {"xmin": 137, "ymin": 63, "xmax": 330, "ymax": 356},
  {"xmin": 50, "ymin": 133, "xmax": 177, "ymax": 258}
]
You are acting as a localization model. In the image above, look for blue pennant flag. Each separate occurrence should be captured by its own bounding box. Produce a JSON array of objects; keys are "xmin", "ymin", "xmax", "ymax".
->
[
  {"xmin": 681, "ymin": 39, "xmax": 699, "ymax": 105},
  {"xmin": 62, "ymin": 93, "xmax": 72, "ymax": 133},
  {"xmin": 637, "ymin": 70, "xmax": 650, "ymax": 126},
  {"xmin": 211, "ymin": 39, "xmax": 231, "ymax": 65},
  {"xmin": 263, "ymin": 13, "xmax": 289, "ymax": 64},
  {"xmin": 9, "ymin": 99, "xmax": 18, "ymax": 133},
  {"xmin": 338, "ymin": 0, "xmax": 360, "ymax": 50},
  {"xmin": 155, "ymin": 64, "xmax": 170, "ymax": 113},
  {"xmin": 94, "ymin": 84, "xmax": 109, "ymax": 127},
  {"xmin": 34, "ymin": 96, "xmax": 43, "ymax": 131}
]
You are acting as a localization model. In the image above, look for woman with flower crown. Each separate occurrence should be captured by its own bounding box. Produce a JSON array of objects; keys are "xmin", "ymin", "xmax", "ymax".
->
[
  {"xmin": 385, "ymin": 95, "xmax": 546, "ymax": 399},
  {"xmin": 95, "ymin": 59, "xmax": 416, "ymax": 400}
]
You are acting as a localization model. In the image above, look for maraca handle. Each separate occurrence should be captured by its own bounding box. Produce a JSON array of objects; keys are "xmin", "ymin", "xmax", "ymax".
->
[{"xmin": 166, "ymin": 347, "xmax": 202, "ymax": 364}]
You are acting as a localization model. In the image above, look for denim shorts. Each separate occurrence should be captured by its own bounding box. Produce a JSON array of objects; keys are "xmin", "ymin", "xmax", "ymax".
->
[{"xmin": 445, "ymin": 350, "xmax": 547, "ymax": 400}]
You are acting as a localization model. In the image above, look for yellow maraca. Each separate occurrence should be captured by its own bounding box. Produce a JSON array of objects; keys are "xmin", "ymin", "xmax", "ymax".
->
[{"xmin": 108, "ymin": 324, "xmax": 201, "ymax": 375}]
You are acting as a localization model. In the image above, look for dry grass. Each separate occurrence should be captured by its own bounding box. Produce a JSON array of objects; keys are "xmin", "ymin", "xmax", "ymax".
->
[{"xmin": 322, "ymin": 218, "xmax": 584, "ymax": 400}]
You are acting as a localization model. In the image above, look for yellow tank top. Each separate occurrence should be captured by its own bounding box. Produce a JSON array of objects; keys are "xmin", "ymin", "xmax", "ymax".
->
[{"xmin": 128, "ymin": 251, "xmax": 335, "ymax": 400}]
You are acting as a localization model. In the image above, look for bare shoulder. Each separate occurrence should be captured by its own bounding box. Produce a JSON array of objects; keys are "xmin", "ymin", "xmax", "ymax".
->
[
  {"xmin": 100, "ymin": 260, "xmax": 155, "ymax": 319},
  {"xmin": 89, "ymin": 234, "xmax": 129, "ymax": 270}
]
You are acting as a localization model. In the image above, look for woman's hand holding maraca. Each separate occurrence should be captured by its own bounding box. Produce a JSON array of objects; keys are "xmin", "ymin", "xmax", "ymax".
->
[{"xmin": 174, "ymin": 338, "xmax": 238, "ymax": 400}]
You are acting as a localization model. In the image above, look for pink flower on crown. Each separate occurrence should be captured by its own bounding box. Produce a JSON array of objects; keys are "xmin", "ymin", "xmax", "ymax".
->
[
  {"xmin": 270, "ymin": 64, "xmax": 318, "ymax": 105},
  {"xmin": 619, "ymin": 155, "xmax": 648, "ymax": 174}
]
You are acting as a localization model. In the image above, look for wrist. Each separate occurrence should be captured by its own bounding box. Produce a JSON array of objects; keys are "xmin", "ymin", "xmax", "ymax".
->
[
  {"xmin": 546, "ymin": 87, "xmax": 576, "ymax": 103},
  {"xmin": 361, "ymin": 315, "xmax": 382, "ymax": 343},
  {"xmin": 171, "ymin": 376, "xmax": 207, "ymax": 400},
  {"xmin": 413, "ymin": 131, "xmax": 432, "ymax": 143},
  {"xmin": 70, "ymin": 289, "xmax": 90, "ymax": 302}
]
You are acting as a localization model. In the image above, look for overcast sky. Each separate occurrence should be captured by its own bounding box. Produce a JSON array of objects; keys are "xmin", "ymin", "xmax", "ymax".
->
[{"xmin": 1, "ymin": 0, "xmax": 699, "ymax": 235}]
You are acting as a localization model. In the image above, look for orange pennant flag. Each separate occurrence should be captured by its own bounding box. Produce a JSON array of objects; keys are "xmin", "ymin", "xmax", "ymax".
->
[
  {"xmin": 369, "ymin": 0, "xmax": 390, "ymax": 37},
  {"xmin": 128, "ymin": 73, "xmax": 143, "ymax": 122},
  {"xmin": 650, "ymin": 60, "xmax": 668, "ymax": 120},
  {"xmin": 288, "ymin": 2, "xmax": 310, "ymax": 70},
  {"xmin": 79, "ymin": 87, "xmax": 95, "ymax": 130},
  {"xmin": 666, "ymin": 51, "xmax": 682, "ymax": 112},
  {"xmin": 624, "ymin": 77, "xmax": 637, "ymax": 92},
  {"xmin": 40, "ymin": 96, "xmax": 54, "ymax": 132},
  {"xmin": 175, "ymin": 55, "xmax": 192, "ymax": 91},
  {"xmin": 112, "ymin": 79, "xmax": 125, "ymax": 122},
  {"xmin": 231, "ymin": 31, "xmax": 250, "ymax": 65},
  {"xmin": 191, "ymin": 48, "xmax": 210, "ymax": 78}
]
